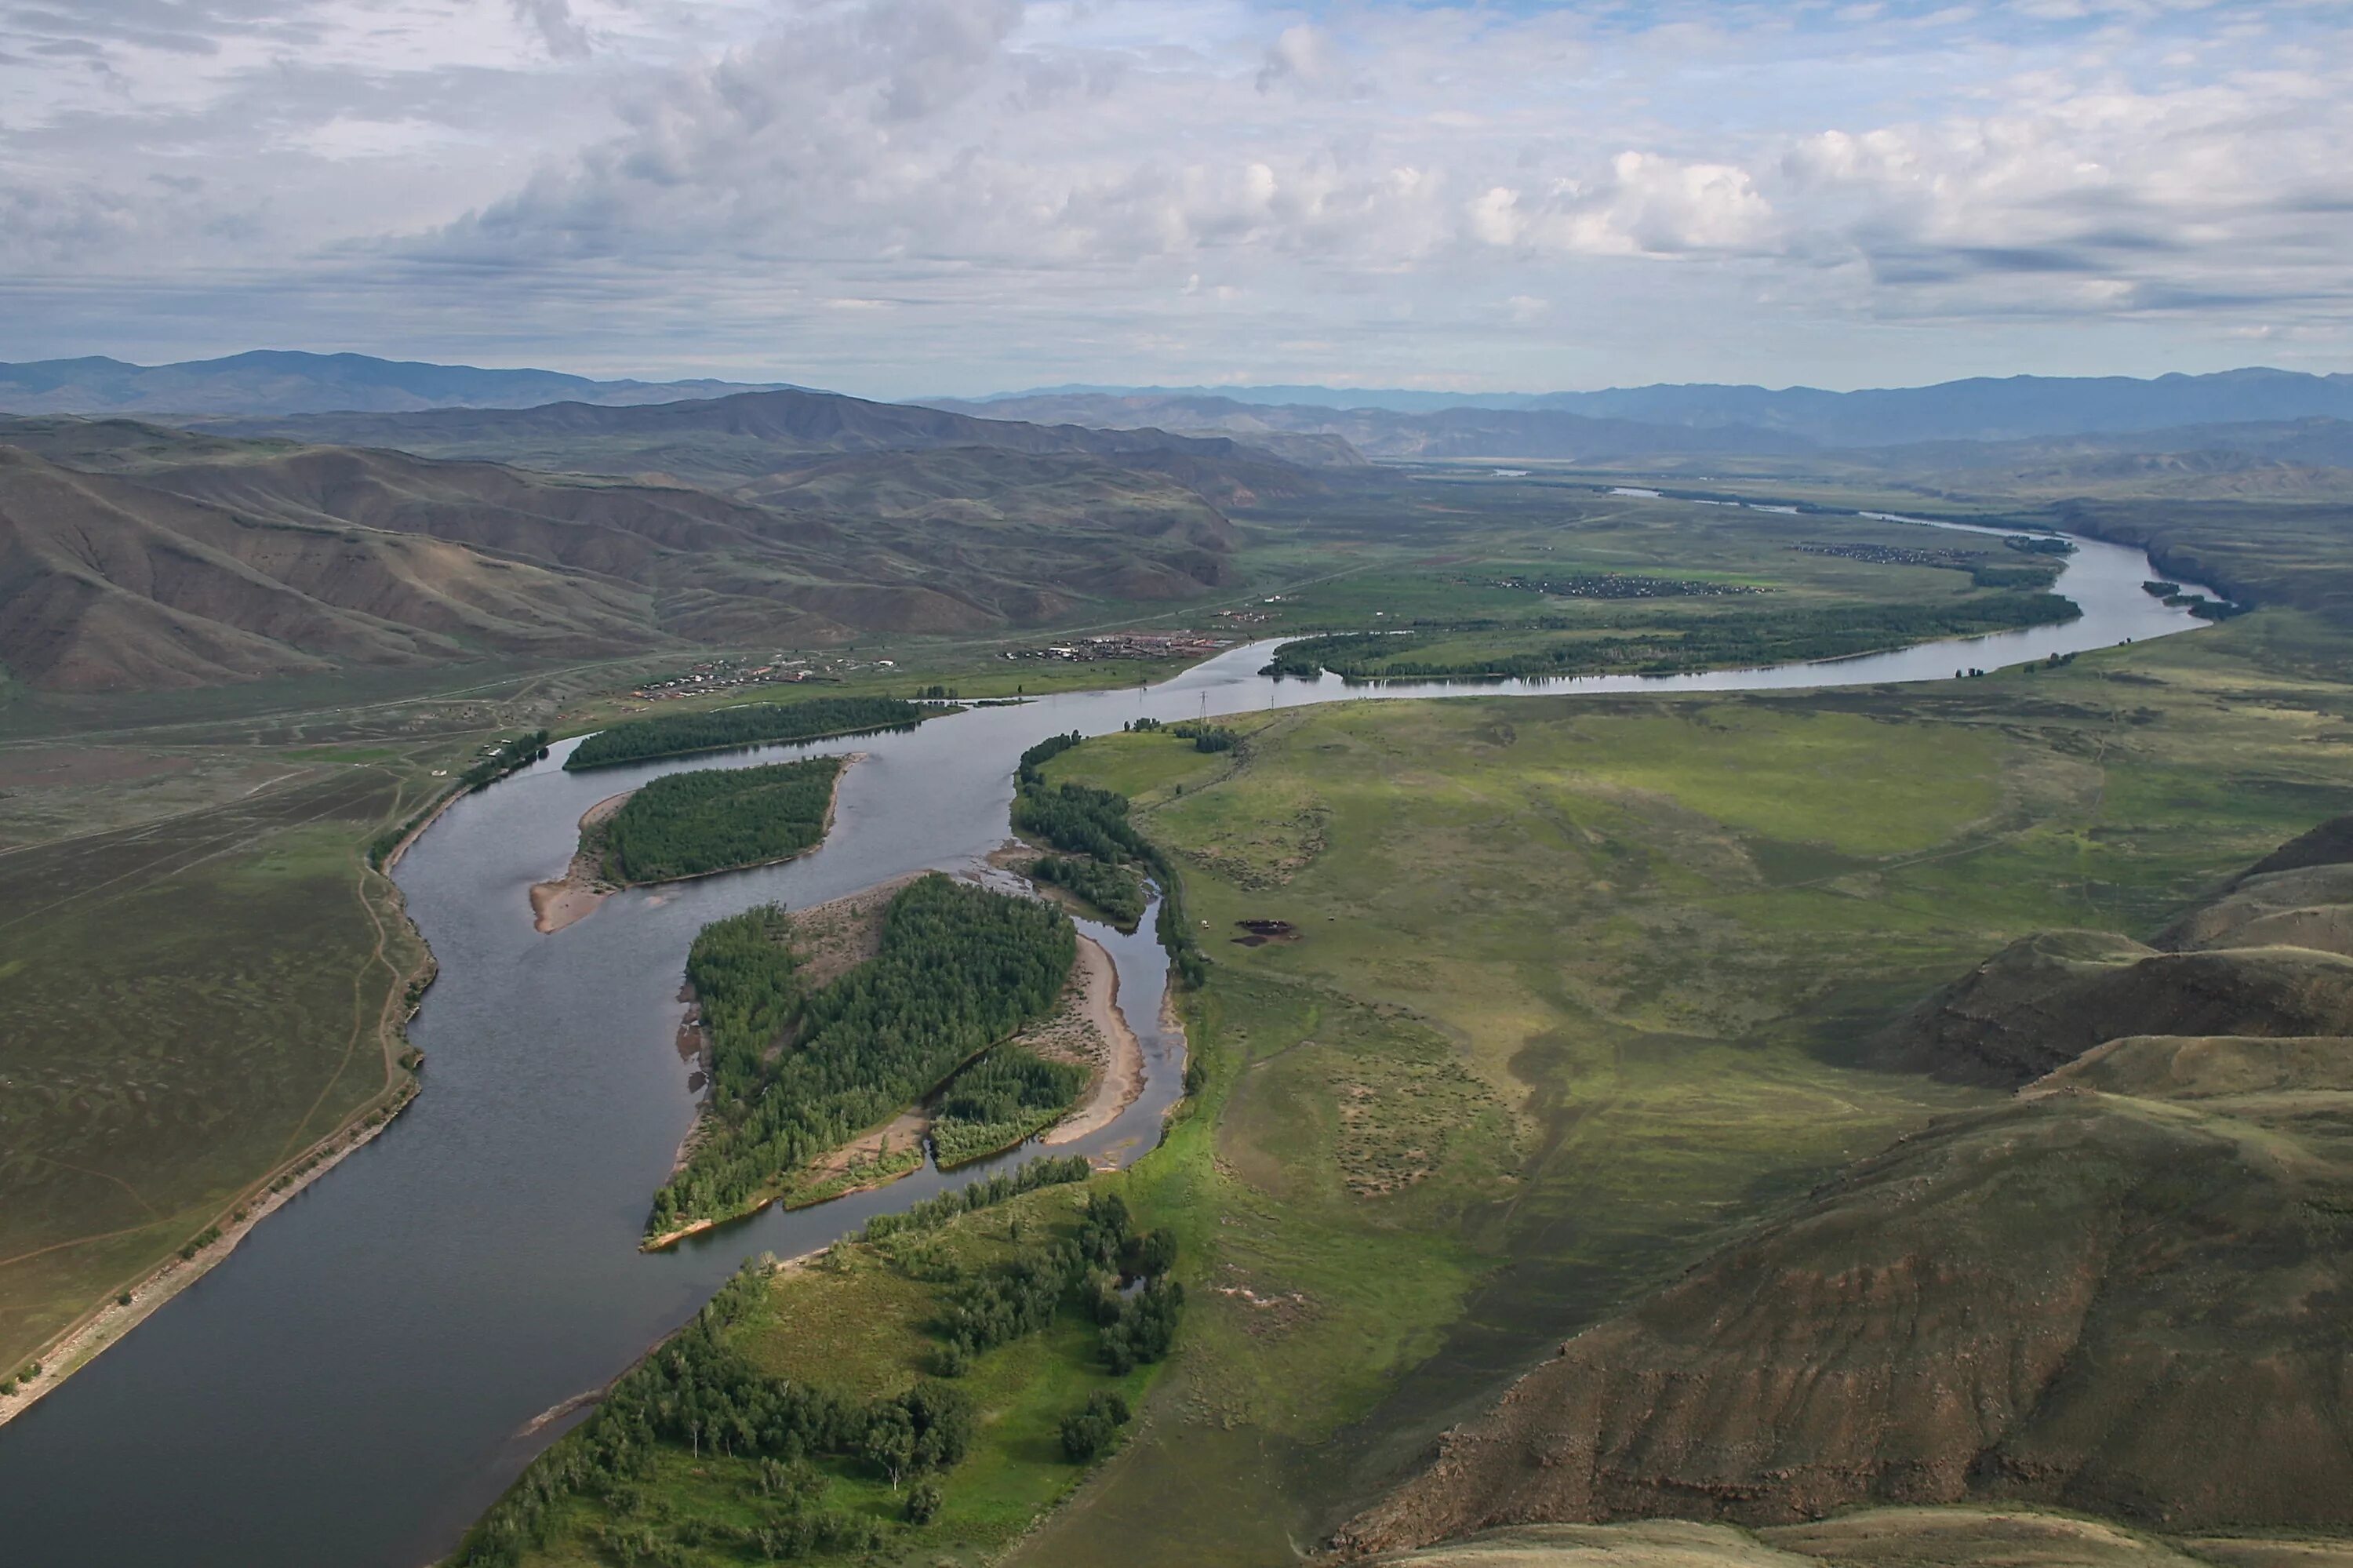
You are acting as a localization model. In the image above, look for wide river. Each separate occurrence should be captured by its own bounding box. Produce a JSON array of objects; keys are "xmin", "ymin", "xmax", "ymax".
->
[{"xmin": 0, "ymin": 515, "xmax": 2217, "ymax": 1566}]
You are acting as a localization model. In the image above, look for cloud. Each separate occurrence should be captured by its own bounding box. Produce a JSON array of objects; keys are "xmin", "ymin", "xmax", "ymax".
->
[
  {"xmin": 511, "ymin": 0, "xmax": 591, "ymax": 60},
  {"xmin": 4, "ymin": 0, "xmax": 2353, "ymax": 390}
]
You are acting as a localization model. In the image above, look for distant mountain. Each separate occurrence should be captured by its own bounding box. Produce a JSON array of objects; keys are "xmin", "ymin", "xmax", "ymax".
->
[
  {"xmin": 956, "ymin": 369, "xmax": 2353, "ymax": 449},
  {"xmin": 0, "ymin": 351, "xmax": 796, "ymax": 417},
  {"xmin": 925, "ymin": 391, "xmax": 1812, "ymax": 461},
  {"xmin": 205, "ymin": 385, "xmax": 1362, "ymax": 495}
]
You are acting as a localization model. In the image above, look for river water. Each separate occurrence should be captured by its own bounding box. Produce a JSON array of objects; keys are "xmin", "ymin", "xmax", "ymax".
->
[{"xmin": 0, "ymin": 518, "xmax": 2215, "ymax": 1566}]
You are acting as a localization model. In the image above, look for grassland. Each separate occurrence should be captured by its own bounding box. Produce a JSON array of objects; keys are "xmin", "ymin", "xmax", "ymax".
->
[
  {"xmin": 1003, "ymin": 605, "xmax": 2353, "ymax": 1566},
  {"xmin": 0, "ymin": 653, "xmax": 660, "ymax": 1398}
]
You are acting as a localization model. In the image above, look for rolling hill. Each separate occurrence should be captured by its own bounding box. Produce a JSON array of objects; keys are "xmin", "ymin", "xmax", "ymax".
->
[
  {"xmin": 0, "ymin": 414, "xmax": 1278, "ymax": 692},
  {"xmin": 1337, "ymin": 819, "xmax": 2353, "ymax": 1555},
  {"xmin": 203, "ymin": 385, "xmax": 1364, "ymax": 489}
]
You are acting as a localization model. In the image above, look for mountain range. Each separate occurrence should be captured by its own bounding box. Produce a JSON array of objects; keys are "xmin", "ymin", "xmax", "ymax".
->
[
  {"xmin": 0, "ymin": 387, "xmax": 1339, "ymax": 693},
  {"xmin": 0, "ymin": 351, "xmax": 792, "ymax": 417},
  {"xmin": 952, "ymin": 368, "xmax": 2353, "ymax": 447}
]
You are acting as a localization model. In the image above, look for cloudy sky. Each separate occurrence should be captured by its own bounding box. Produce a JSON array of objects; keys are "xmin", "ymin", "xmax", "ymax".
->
[{"xmin": 4, "ymin": 0, "xmax": 2350, "ymax": 396}]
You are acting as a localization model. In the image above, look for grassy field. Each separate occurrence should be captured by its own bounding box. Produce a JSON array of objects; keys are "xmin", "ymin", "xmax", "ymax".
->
[
  {"xmin": 1003, "ymin": 606, "xmax": 2353, "ymax": 1566},
  {"xmin": 0, "ymin": 765, "xmax": 431, "ymax": 1373},
  {"xmin": 0, "ymin": 653, "xmax": 634, "ymax": 1384}
]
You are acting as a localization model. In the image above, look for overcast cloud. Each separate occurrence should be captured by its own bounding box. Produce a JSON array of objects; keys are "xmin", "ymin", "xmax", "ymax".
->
[{"xmin": 3, "ymin": 0, "xmax": 2350, "ymax": 395}]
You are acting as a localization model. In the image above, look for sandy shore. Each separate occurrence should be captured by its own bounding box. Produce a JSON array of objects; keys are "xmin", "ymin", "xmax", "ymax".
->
[
  {"xmin": 529, "ymin": 789, "xmax": 635, "ymax": 933},
  {"xmin": 1042, "ymin": 935, "xmax": 1145, "ymax": 1145}
]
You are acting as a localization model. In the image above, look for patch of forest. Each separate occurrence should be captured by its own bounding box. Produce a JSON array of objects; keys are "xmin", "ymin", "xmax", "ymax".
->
[
  {"xmin": 929, "ymin": 1047, "xmax": 1090, "ymax": 1167},
  {"xmin": 600, "ymin": 756, "xmax": 845, "ymax": 884},
  {"xmin": 1260, "ymin": 592, "xmax": 2081, "ymax": 681},
  {"xmin": 456, "ymin": 1167, "xmax": 1182, "ymax": 1566},
  {"xmin": 565, "ymin": 697, "xmax": 928, "ymax": 770},
  {"xmin": 651, "ymin": 875, "xmax": 1075, "ymax": 1238},
  {"xmin": 1027, "ymin": 853, "xmax": 1146, "ymax": 928},
  {"xmin": 1013, "ymin": 732, "xmax": 1208, "ymax": 985}
]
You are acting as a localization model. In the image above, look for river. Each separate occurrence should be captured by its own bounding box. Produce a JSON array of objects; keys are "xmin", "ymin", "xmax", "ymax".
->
[{"xmin": 0, "ymin": 517, "xmax": 2216, "ymax": 1566}]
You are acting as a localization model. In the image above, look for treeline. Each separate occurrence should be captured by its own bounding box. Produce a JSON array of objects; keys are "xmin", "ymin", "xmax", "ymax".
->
[
  {"xmin": 858, "ymin": 1155, "xmax": 1093, "ymax": 1243},
  {"xmin": 652, "ymin": 875, "xmax": 1075, "ymax": 1236},
  {"xmin": 929, "ymin": 1048, "xmax": 1089, "ymax": 1167},
  {"xmin": 1262, "ymin": 594, "xmax": 2081, "ymax": 682},
  {"xmin": 567, "ymin": 697, "xmax": 924, "ymax": 770},
  {"xmin": 453, "ymin": 1265, "xmax": 976, "ymax": 1567},
  {"xmin": 1010, "ymin": 734, "xmax": 1207, "ymax": 986},
  {"xmin": 1029, "ymin": 853, "xmax": 1145, "ymax": 928},
  {"xmin": 1127, "ymin": 717, "xmax": 1239, "ymax": 752},
  {"xmin": 602, "ymin": 757, "xmax": 844, "ymax": 883}
]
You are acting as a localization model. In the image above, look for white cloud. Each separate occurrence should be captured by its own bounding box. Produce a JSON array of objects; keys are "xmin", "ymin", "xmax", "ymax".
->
[{"xmin": 2, "ymin": 0, "xmax": 2351, "ymax": 390}]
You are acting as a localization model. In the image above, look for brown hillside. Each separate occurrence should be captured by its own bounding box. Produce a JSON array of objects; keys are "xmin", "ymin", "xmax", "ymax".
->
[
  {"xmin": 0, "ymin": 418, "xmax": 1262, "ymax": 692},
  {"xmin": 0, "ymin": 446, "xmax": 653, "ymax": 691},
  {"xmin": 1337, "ymin": 1045, "xmax": 2353, "ymax": 1549},
  {"xmin": 1875, "ymin": 932, "xmax": 2353, "ymax": 1086},
  {"xmin": 2155, "ymin": 863, "xmax": 2353, "ymax": 958},
  {"xmin": 1358, "ymin": 1510, "xmax": 2353, "ymax": 1568},
  {"xmin": 1340, "ymin": 821, "xmax": 2353, "ymax": 1556}
]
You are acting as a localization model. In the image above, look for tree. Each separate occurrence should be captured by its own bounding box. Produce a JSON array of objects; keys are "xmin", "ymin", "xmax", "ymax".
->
[{"xmin": 864, "ymin": 1406, "xmax": 917, "ymax": 1491}]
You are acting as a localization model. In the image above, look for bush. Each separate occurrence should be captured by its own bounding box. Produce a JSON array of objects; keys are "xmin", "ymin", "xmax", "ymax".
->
[
  {"xmin": 1060, "ymin": 1391, "xmax": 1133, "ymax": 1461},
  {"xmin": 905, "ymin": 1479, "xmax": 944, "ymax": 1524}
]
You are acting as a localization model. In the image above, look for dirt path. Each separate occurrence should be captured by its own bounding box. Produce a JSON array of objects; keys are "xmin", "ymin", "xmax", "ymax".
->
[{"xmin": 1042, "ymin": 935, "xmax": 1144, "ymax": 1146}]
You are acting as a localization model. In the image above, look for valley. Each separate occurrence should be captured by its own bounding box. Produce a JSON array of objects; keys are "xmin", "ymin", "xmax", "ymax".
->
[{"xmin": 5, "ymin": 377, "xmax": 2353, "ymax": 1568}]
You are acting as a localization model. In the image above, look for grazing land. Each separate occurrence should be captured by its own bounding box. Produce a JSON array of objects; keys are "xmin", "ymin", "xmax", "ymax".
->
[{"xmin": 1006, "ymin": 608, "xmax": 2353, "ymax": 1567}]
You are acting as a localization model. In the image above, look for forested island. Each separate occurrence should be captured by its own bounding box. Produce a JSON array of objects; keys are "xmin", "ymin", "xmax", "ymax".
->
[
  {"xmin": 649, "ymin": 875, "xmax": 1078, "ymax": 1242},
  {"xmin": 1261, "ymin": 592, "xmax": 2079, "ymax": 682},
  {"xmin": 565, "ymin": 697, "xmax": 929, "ymax": 770},
  {"xmin": 600, "ymin": 756, "xmax": 846, "ymax": 883}
]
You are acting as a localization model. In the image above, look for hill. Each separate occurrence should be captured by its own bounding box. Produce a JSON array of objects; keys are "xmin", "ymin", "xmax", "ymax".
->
[
  {"xmin": 0, "ymin": 418, "xmax": 1267, "ymax": 691},
  {"xmin": 1356, "ymin": 1510, "xmax": 2353, "ymax": 1568},
  {"xmin": 1337, "ymin": 819, "xmax": 2353, "ymax": 1554},
  {"xmin": 0, "ymin": 351, "xmax": 790, "ymax": 417},
  {"xmin": 0, "ymin": 445, "xmax": 653, "ymax": 690},
  {"xmin": 925, "ymin": 391, "xmax": 1812, "ymax": 462},
  {"xmin": 203, "ymin": 385, "xmax": 1365, "ymax": 489}
]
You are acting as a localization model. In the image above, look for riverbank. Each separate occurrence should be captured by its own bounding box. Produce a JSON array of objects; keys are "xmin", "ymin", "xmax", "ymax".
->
[
  {"xmin": 528, "ymin": 789, "xmax": 635, "ymax": 933},
  {"xmin": 1042, "ymin": 935, "xmax": 1145, "ymax": 1148},
  {"xmin": 529, "ymin": 754, "xmax": 864, "ymax": 935},
  {"xmin": 0, "ymin": 864, "xmax": 435, "ymax": 1432}
]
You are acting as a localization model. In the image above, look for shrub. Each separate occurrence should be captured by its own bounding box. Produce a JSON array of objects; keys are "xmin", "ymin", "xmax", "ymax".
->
[{"xmin": 1060, "ymin": 1391, "xmax": 1133, "ymax": 1461}]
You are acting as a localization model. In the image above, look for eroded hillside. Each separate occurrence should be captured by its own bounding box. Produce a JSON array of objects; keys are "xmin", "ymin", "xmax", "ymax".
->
[{"xmin": 1339, "ymin": 820, "xmax": 2353, "ymax": 1554}]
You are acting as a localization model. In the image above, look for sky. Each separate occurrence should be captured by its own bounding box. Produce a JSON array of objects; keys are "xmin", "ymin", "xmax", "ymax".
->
[{"xmin": 4, "ymin": 0, "xmax": 2351, "ymax": 398}]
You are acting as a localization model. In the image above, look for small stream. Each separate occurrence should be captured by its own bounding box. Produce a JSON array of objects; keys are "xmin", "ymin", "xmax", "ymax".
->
[{"xmin": 0, "ymin": 515, "xmax": 2217, "ymax": 1566}]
